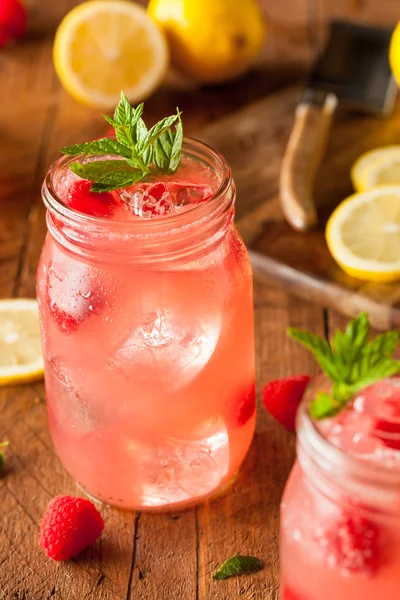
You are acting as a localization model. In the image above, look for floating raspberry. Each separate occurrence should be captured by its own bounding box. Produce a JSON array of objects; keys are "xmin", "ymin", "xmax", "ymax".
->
[
  {"xmin": 232, "ymin": 382, "xmax": 256, "ymax": 426},
  {"xmin": 316, "ymin": 515, "xmax": 381, "ymax": 574},
  {"xmin": 40, "ymin": 495, "xmax": 104, "ymax": 561},
  {"xmin": 0, "ymin": 0, "xmax": 26, "ymax": 48},
  {"xmin": 66, "ymin": 180, "xmax": 118, "ymax": 217},
  {"xmin": 262, "ymin": 375, "xmax": 310, "ymax": 431}
]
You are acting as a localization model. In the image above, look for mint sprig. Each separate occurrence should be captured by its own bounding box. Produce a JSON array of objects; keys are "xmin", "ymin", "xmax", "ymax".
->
[
  {"xmin": 288, "ymin": 312, "xmax": 400, "ymax": 419},
  {"xmin": 60, "ymin": 92, "xmax": 183, "ymax": 192}
]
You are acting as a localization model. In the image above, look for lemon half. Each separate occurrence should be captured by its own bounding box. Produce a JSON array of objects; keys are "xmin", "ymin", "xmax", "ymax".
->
[
  {"xmin": 326, "ymin": 186, "xmax": 400, "ymax": 282},
  {"xmin": 351, "ymin": 146, "xmax": 400, "ymax": 192},
  {"xmin": 0, "ymin": 299, "xmax": 44, "ymax": 386},
  {"xmin": 53, "ymin": 0, "xmax": 169, "ymax": 108}
]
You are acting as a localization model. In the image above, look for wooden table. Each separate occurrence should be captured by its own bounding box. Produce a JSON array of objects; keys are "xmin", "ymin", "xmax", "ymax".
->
[{"xmin": 0, "ymin": 1, "xmax": 398, "ymax": 599}]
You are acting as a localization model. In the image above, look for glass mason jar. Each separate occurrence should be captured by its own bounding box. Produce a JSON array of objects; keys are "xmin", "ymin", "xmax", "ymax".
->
[
  {"xmin": 280, "ymin": 376, "xmax": 400, "ymax": 600},
  {"xmin": 37, "ymin": 139, "xmax": 255, "ymax": 511}
]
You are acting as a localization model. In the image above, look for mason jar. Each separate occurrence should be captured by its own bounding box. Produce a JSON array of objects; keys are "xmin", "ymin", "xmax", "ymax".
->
[
  {"xmin": 37, "ymin": 138, "xmax": 255, "ymax": 511},
  {"xmin": 280, "ymin": 376, "xmax": 400, "ymax": 600}
]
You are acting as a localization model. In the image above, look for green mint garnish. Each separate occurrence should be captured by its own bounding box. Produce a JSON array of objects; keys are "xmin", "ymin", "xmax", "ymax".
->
[
  {"xmin": 212, "ymin": 555, "xmax": 263, "ymax": 580},
  {"xmin": 60, "ymin": 92, "xmax": 183, "ymax": 192},
  {"xmin": 288, "ymin": 312, "xmax": 400, "ymax": 419},
  {"xmin": 0, "ymin": 440, "xmax": 9, "ymax": 476}
]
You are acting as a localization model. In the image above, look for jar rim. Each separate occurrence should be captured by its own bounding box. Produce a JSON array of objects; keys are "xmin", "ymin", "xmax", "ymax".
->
[
  {"xmin": 297, "ymin": 389, "xmax": 400, "ymax": 492},
  {"xmin": 42, "ymin": 136, "xmax": 233, "ymax": 234}
]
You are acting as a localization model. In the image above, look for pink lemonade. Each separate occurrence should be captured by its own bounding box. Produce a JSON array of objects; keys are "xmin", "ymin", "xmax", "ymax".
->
[
  {"xmin": 281, "ymin": 376, "xmax": 400, "ymax": 600},
  {"xmin": 37, "ymin": 139, "xmax": 255, "ymax": 510}
]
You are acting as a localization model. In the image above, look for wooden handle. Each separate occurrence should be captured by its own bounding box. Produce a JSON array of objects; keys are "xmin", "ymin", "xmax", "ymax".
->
[{"xmin": 280, "ymin": 93, "xmax": 337, "ymax": 231}]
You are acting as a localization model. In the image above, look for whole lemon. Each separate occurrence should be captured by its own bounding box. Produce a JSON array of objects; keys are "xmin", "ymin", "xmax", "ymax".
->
[
  {"xmin": 390, "ymin": 21, "xmax": 400, "ymax": 85},
  {"xmin": 147, "ymin": 0, "xmax": 266, "ymax": 83}
]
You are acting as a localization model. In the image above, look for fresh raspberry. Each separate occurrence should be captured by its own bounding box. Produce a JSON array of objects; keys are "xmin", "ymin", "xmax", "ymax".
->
[
  {"xmin": 140, "ymin": 182, "xmax": 173, "ymax": 217},
  {"xmin": 40, "ymin": 495, "xmax": 104, "ymax": 561},
  {"xmin": 232, "ymin": 382, "xmax": 256, "ymax": 426},
  {"xmin": 262, "ymin": 375, "xmax": 310, "ymax": 431},
  {"xmin": 0, "ymin": 0, "xmax": 26, "ymax": 48},
  {"xmin": 373, "ymin": 418, "xmax": 400, "ymax": 450},
  {"xmin": 66, "ymin": 180, "xmax": 118, "ymax": 218},
  {"xmin": 317, "ymin": 515, "xmax": 381, "ymax": 574}
]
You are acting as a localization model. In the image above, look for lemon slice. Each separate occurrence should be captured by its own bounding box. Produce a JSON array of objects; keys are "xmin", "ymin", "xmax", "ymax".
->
[
  {"xmin": 53, "ymin": 0, "xmax": 169, "ymax": 108},
  {"xmin": 351, "ymin": 146, "xmax": 400, "ymax": 192},
  {"xmin": 0, "ymin": 299, "xmax": 44, "ymax": 386},
  {"xmin": 326, "ymin": 185, "xmax": 400, "ymax": 282}
]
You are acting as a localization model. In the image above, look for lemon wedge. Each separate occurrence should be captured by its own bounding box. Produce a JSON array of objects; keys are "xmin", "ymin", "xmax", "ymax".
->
[
  {"xmin": 53, "ymin": 0, "xmax": 169, "ymax": 108},
  {"xmin": 326, "ymin": 186, "xmax": 400, "ymax": 282},
  {"xmin": 0, "ymin": 299, "xmax": 44, "ymax": 386},
  {"xmin": 350, "ymin": 146, "xmax": 400, "ymax": 192}
]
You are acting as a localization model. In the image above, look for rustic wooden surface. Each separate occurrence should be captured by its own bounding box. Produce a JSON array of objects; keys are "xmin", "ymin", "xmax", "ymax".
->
[{"xmin": 0, "ymin": 1, "xmax": 398, "ymax": 599}]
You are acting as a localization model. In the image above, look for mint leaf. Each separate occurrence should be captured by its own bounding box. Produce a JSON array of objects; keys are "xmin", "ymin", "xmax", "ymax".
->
[
  {"xmin": 168, "ymin": 113, "xmax": 183, "ymax": 173},
  {"xmin": 61, "ymin": 138, "xmax": 132, "ymax": 159},
  {"xmin": 212, "ymin": 555, "xmax": 262, "ymax": 580},
  {"xmin": 114, "ymin": 91, "xmax": 134, "ymax": 125},
  {"xmin": 70, "ymin": 160, "xmax": 139, "ymax": 181},
  {"xmin": 137, "ymin": 113, "xmax": 179, "ymax": 155},
  {"xmin": 288, "ymin": 328, "xmax": 338, "ymax": 381},
  {"xmin": 331, "ymin": 313, "xmax": 369, "ymax": 381},
  {"xmin": 310, "ymin": 392, "xmax": 341, "ymax": 419},
  {"xmin": 154, "ymin": 136, "xmax": 170, "ymax": 170},
  {"xmin": 90, "ymin": 170, "xmax": 144, "ymax": 192}
]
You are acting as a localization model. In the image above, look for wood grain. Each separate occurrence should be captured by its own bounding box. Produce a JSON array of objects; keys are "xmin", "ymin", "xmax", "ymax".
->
[{"xmin": 1, "ymin": 0, "xmax": 399, "ymax": 598}]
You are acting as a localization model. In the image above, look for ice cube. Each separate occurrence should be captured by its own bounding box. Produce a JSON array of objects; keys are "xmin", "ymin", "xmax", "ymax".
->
[
  {"xmin": 46, "ymin": 261, "xmax": 102, "ymax": 330},
  {"xmin": 127, "ymin": 421, "xmax": 229, "ymax": 506},
  {"xmin": 113, "ymin": 309, "xmax": 220, "ymax": 390},
  {"xmin": 121, "ymin": 183, "xmax": 174, "ymax": 218},
  {"xmin": 170, "ymin": 182, "xmax": 213, "ymax": 206}
]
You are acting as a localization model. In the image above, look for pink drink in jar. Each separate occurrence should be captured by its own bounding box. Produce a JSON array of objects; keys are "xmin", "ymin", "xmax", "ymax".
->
[
  {"xmin": 37, "ymin": 139, "xmax": 255, "ymax": 510},
  {"xmin": 281, "ymin": 375, "xmax": 400, "ymax": 599}
]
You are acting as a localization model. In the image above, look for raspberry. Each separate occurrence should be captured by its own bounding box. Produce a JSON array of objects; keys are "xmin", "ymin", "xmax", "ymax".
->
[
  {"xmin": 317, "ymin": 515, "xmax": 381, "ymax": 574},
  {"xmin": 0, "ymin": 0, "xmax": 26, "ymax": 48},
  {"xmin": 40, "ymin": 495, "xmax": 104, "ymax": 561},
  {"xmin": 262, "ymin": 375, "xmax": 310, "ymax": 431},
  {"xmin": 232, "ymin": 382, "xmax": 256, "ymax": 426},
  {"xmin": 373, "ymin": 418, "xmax": 400, "ymax": 450},
  {"xmin": 66, "ymin": 180, "xmax": 118, "ymax": 217}
]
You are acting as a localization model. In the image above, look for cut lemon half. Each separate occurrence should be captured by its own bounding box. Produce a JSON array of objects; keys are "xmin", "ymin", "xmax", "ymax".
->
[
  {"xmin": 351, "ymin": 146, "xmax": 400, "ymax": 192},
  {"xmin": 0, "ymin": 299, "xmax": 44, "ymax": 386},
  {"xmin": 326, "ymin": 186, "xmax": 400, "ymax": 282},
  {"xmin": 53, "ymin": 0, "xmax": 169, "ymax": 108}
]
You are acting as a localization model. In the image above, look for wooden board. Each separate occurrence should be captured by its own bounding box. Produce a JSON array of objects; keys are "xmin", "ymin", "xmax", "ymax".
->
[{"xmin": 197, "ymin": 86, "xmax": 400, "ymax": 331}]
